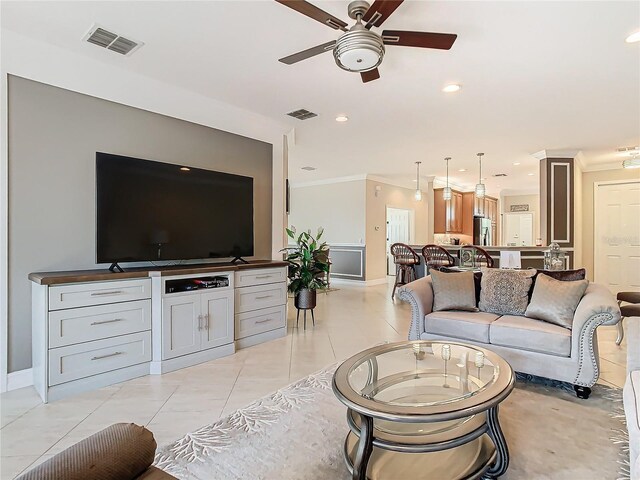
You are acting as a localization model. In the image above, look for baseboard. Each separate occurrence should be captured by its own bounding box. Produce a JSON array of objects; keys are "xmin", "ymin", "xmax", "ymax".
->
[
  {"xmin": 7, "ymin": 368, "xmax": 33, "ymax": 391},
  {"xmin": 330, "ymin": 278, "xmax": 390, "ymax": 287}
]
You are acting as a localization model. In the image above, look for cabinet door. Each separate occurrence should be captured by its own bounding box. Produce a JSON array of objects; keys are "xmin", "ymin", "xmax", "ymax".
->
[
  {"xmin": 434, "ymin": 189, "xmax": 446, "ymax": 234},
  {"xmin": 453, "ymin": 192, "xmax": 463, "ymax": 232},
  {"xmin": 162, "ymin": 295, "xmax": 201, "ymax": 360},
  {"xmin": 201, "ymin": 290, "xmax": 234, "ymax": 350}
]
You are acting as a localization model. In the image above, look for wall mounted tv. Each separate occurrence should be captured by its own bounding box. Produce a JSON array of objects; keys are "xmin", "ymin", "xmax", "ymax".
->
[{"xmin": 96, "ymin": 152, "xmax": 254, "ymax": 264}]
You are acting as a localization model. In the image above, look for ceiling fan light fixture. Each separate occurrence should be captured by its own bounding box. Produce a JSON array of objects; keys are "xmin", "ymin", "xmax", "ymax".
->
[{"xmin": 334, "ymin": 29, "xmax": 385, "ymax": 72}]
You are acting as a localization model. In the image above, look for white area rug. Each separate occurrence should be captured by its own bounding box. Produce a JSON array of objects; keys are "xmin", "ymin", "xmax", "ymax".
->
[{"xmin": 154, "ymin": 365, "xmax": 627, "ymax": 480}]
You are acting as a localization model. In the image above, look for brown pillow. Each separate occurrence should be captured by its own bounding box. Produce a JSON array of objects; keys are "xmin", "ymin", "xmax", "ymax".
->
[
  {"xmin": 16, "ymin": 423, "xmax": 158, "ymax": 480},
  {"xmin": 430, "ymin": 269, "xmax": 478, "ymax": 312},
  {"xmin": 528, "ymin": 268, "xmax": 586, "ymax": 300}
]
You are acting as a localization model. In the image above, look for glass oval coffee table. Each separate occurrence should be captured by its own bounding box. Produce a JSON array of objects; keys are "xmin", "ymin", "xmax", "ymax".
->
[{"xmin": 332, "ymin": 341, "xmax": 515, "ymax": 480}]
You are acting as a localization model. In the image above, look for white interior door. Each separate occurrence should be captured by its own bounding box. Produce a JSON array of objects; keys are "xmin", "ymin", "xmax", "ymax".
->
[
  {"xmin": 503, "ymin": 213, "xmax": 534, "ymax": 246},
  {"xmin": 595, "ymin": 181, "xmax": 640, "ymax": 294},
  {"xmin": 386, "ymin": 207, "xmax": 411, "ymax": 275}
]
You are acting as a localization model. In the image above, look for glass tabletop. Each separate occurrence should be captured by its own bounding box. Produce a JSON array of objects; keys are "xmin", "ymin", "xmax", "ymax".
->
[{"xmin": 345, "ymin": 341, "xmax": 499, "ymax": 408}]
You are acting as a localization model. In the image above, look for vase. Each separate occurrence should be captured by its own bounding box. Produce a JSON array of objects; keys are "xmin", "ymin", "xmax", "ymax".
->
[{"xmin": 294, "ymin": 288, "xmax": 317, "ymax": 310}]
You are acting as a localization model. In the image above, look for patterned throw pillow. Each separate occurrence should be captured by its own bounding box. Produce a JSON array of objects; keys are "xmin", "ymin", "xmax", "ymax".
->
[
  {"xmin": 479, "ymin": 268, "xmax": 535, "ymax": 316},
  {"xmin": 430, "ymin": 270, "xmax": 478, "ymax": 312},
  {"xmin": 525, "ymin": 273, "xmax": 589, "ymax": 329}
]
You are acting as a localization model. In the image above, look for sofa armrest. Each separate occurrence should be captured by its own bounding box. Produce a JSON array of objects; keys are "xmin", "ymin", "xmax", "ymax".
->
[
  {"xmin": 397, "ymin": 276, "xmax": 434, "ymax": 340},
  {"xmin": 571, "ymin": 283, "xmax": 621, "ymax": 387},
  {"xmin": 17, "ymin": 423, "xmax": 167, "ymax": 480},
  {"xmin": 627, "ymin": 317, "xmax": 640, "ymax": 372}
]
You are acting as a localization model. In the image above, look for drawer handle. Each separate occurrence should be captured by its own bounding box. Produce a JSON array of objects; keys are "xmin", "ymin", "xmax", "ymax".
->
[
  {"xmin": 255, "ymin": 295, "xmax": 273, "ymax": 300},
  {"xmin": 255, "ymin": 318, "xmax": 273, "ymax": 324},
  {"xmin": 91, "ymin": 290, "xmax": 125, "ymax": 296},
  {"xmin": 203, "ymin": 313, "xmax": 209, "ymax": 330},
  {"xmin": 255, "ymin": 275, "xmax": 272, "ymax": 279},
  {"xmin": 90, "ymin": 318, "xmax": 124, "ymax": 326},
  {"xmin": 91, "ymin": 351, "xmax": 123, "ymax": 361}
]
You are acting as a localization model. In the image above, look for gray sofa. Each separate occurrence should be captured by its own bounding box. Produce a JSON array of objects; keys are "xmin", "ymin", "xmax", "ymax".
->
[
  {"xmin": 398, "ymin": 275, "xmax": 621, "ymax": 399},
  {"xmin": 624, "ymin": 316, "xmax": 639, "ymax": 479}
]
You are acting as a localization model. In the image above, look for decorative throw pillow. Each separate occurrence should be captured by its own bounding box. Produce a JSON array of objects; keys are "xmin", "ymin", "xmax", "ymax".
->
[
  {"xmin": 430, "ymin": 269, "xmax": 477, "ymax": 312},
  {"xmin": 528, "ymin": 268, "xmax": 587, "ymax": 300},
  {"xmin": 525, "ymin": 273, "xmax": 589, "ymax": 329},
  {"xmin": 478, "ymin": 268, "xmax": 535, "ymax": 316},
  {"xmin": 437, "ymin": 267, "xmax": 482, "ymax": 306}
]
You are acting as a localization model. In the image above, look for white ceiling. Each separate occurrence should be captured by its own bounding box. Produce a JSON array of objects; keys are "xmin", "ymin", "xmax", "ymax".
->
[{"xmin": 2, "ymin": 1, "xmax": 639, "ymax": 194}]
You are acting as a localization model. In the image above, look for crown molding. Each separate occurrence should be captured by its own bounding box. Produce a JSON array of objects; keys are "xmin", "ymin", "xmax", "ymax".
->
[
  {"xmin": 433, "ymin": 178, "xmax": 473, "ymax": 192},
  {"xmin": 531, "ymin": 149, "xmax": 580, "ymax": 160},
  {"xmin": 581, "ymin": 160, "xmax": 626, "ymax": 172},
  {"xmin": 289, "ymin": 174, "xmax": 367, "ymax": 188}
]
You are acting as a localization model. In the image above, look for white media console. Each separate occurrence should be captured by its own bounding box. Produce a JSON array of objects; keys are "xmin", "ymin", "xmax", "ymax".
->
[{"xmin": 30, "ymin": 262, "xmax": 288, "ymax": 402}]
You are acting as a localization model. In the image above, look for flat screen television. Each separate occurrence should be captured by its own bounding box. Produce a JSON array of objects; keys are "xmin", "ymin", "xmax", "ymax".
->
[{"xmin": 96, "ymin": 152, "xmax": 254, "ymax": 263}]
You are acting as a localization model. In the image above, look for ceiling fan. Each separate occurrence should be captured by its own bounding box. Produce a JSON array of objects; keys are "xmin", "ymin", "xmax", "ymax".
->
[{"xmin": 275, "ymin": 0, "xmax": 457, "ymax": 83}]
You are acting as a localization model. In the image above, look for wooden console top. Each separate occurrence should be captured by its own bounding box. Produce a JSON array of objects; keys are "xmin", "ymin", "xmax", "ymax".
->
[{"xmin": 29, "ymin": 260, "xmax": 289, "ymax": 285}]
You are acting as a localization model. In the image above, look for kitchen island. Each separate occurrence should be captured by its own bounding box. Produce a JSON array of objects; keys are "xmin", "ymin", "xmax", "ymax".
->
[{"xmin": 411, "ymin": 244, "xmax": 574, "ymax": 278}]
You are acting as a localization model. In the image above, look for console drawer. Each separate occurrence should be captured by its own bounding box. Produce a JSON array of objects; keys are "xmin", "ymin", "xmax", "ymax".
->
[
  {"xmin": 48, "ymin": 331, "xmax": 151, "ymax": 386},
  {"xmin": 48, "ymin": 300, "xmax": 151, "ymax": 348},
  {"xmin": 49, "ymin": 279, "xmax": 151, "ymax": 310},
  {"xmin": 235, "ymin": 268, "xmax": 287, "ymax": 288},
  {"xmin": 235, "ymin": 305, "xmax": 286, "ymax": 339},
  {"xmin": 235, "ymin": 283, "xmax": 287, "ymax": 314}
]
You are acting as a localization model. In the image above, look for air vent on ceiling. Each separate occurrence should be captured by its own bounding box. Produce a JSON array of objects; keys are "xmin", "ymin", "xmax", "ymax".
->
[
  {"xmin": 287, "ymin": 109, "xmax": 318, "ymax": 120},
  {"xmin": 83, "ymin": 24, "xmax": 143, "ymax": 56},
  {"xmin": 493, "ymin": 173, "xmax": 508, "ymax": 177},
  {"xmin": 301, "ymin": 166, "xmax": 317, "ymax": 171}
]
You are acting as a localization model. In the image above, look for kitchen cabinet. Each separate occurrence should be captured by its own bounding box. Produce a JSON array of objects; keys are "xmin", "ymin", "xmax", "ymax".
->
[{"xmin": 434, "ymin": 189, "xmax": 463, "ymax": 234}]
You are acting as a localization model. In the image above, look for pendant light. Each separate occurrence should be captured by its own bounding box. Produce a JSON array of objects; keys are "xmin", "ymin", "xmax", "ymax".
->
[
  {"xmin": 443, "ymin": 157, "xmax": 452, "ymax": 201},
  {"xmin": 414, "ymin": 161, "xmax": 422, "ymax": 201},
  {"xmin": 475, "ymin": 152, "xmax": 486, "ymax": 199}
]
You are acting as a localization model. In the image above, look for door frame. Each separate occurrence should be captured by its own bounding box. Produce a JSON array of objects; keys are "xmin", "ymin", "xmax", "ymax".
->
[
  {"xmin": 593, "ymin": 179, "xmax": 640, "ymax": 284},
  {"xmin": 385, "ymin": 206, "xmax": 416, "ymax": 275}
]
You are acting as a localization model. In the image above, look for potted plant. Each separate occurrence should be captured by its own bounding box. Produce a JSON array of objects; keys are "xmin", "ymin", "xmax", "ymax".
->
[{"xmin": 283, "ymin": 226, "xmax": 330, "ymax": 310}]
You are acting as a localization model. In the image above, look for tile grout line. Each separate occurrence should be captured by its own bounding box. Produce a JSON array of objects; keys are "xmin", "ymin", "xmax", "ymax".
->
[
  {"xmin": 145, "ymin": 385, "xmax": 180, "ymax": 427},
  {"xmin": 219, "ymin": 363, "xmax": 245, "ymax": 415}
]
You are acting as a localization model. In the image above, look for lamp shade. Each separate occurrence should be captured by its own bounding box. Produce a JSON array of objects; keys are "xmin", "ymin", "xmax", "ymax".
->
[
  {"xmin": 415, "ymin": 189, "xmax": 422, "ymax": 201},
  {"xmin": 475, "ymin": 183, "xmax": 486, "ymax": 198},
  {"xmin": 443, "ymin": 186, "xmax": 452, "ymax": 201}
]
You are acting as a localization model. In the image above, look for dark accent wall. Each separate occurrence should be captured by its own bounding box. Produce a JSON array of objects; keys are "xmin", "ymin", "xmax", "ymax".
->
[{"xmin": 8, "ymin": 76, "xmax": 273, "ymax": 372}]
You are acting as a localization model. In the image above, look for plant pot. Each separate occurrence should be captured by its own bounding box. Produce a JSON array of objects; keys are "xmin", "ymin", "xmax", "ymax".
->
[{"xmin": 294, "ymin": 288, "xmax": 317, "ymax": 310}]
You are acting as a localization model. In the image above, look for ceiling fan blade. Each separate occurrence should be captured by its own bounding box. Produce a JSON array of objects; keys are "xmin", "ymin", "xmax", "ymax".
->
[
  {"xmin": 362, "ymin": 0, "xmax": 404, "ymax": 29},
  {"xmin": 382, "ymin": 30, "xmax": 457, "ymax": 50},
  {"xmin": 275, "ymin": 0, "xmax": 348, "ymax": 31},
  {"xmin": 361, "ymin": 68, "xmax": 380, "ymax": 83},
  {"xmin": 278, "ymin": 41, "xmax": 336, "ymax": 65}
]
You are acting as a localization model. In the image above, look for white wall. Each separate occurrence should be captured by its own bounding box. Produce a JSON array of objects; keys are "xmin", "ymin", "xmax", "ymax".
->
[
  {"xmin": 501, "ymin": 194, "xmax": 541, "ymax": 243},
  {"xmin": 0, "ymin": 29, "xmax": 289, "ymax": 385},
  {"xmin": 288, "ymin": 180, "xmax": 366, "ymax": 245}
]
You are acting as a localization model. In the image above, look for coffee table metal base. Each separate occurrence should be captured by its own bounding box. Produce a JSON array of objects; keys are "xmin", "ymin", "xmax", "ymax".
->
[{"xmin": 344, "ymin": 405, "xmax": 508, "ymax": 480}]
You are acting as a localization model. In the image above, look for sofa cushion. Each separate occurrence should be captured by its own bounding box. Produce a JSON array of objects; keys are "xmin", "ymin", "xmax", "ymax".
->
[
  {"xmin": 479, "ymin": 268, "xmax": 535, "ymax": 316},
  {"xmin": 525, "ymin": 274, "xmax": 589, "ymax": 329},
  {"xmin": 489, "ymin": 315, "xmax": 571, "ymax": 357},
  {"xmin": 528, "ymin": 268, "xmax": 587, "ymax": 300},
  {"xmin": 430, "ymin": 270, "xmax": 477, "ymax": 312},
  {"xmin": 425, "ymin": 311, "xmax": 499, "ymax": 343}
]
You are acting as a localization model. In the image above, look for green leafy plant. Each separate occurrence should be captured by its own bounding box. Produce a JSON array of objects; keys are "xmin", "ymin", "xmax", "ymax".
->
[{"xmin": 282, "ymin": 226, "xmax": 330, "ymax": 295}]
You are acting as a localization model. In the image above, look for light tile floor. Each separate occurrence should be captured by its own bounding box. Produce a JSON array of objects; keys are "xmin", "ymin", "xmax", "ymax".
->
[{"xmin": 0, "ymin": 280, "xmax": 627, "ymax": 479}]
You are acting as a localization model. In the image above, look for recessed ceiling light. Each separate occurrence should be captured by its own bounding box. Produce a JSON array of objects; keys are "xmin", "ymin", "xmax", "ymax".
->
[
  {"xmin": 442, "ymin": 84, "xmax": 461, "ymax": 93},
  {"xmin": 458, "ymin": 168, "xmax": 467, "ymax": 172},
  {"xmin": 335, "ymin": 115, "xmax": 349, "ymax": 122},
  {"xmin": 513, "ymin": 162, "xmax": 521, "ymax": 166},
  {"xmin": 180, "ymin": 167, "xmax": 190, "ymax": 171},
  {"xmin": 626, "ymin": 31, "xmax": 640, "ymax": 43},
  {"xmin": 528, "ymin": 173, "xmax": 535, "ymax": 176}
]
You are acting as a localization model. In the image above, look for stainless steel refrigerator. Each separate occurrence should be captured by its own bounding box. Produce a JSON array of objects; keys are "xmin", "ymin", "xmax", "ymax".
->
[{"xmin": 473, "ymin": 216, "xmax": 492, "ymax": 246}]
